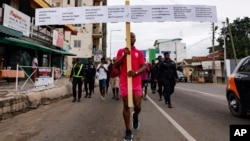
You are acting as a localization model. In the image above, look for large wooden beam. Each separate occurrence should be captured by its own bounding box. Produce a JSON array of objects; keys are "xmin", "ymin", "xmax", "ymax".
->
[{"xmin": 125, "ymin": 0, "xmax": 133, "ymax": 107}]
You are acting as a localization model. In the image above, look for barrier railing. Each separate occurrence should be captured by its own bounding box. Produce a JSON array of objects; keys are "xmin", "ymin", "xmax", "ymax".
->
[{"xmin": 15, "ymin": 64, "xmax": 63, "ymax": 92}]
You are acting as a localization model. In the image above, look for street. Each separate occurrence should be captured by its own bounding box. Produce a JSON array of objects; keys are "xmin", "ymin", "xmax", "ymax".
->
[{"xmin": 0, "ymin": 83, "xmax": 249, "ymax": 141}]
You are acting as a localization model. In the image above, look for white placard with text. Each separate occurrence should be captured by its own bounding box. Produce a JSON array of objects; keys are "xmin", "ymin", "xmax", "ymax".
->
[{"xmin": 35, "ymin": 5, "xmax": 217, "ymax": 25}]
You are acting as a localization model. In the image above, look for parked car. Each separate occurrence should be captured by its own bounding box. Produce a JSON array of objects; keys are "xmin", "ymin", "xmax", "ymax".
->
[
  {"xmin": 226, "ymin": 56, "xmax": 250, "ymax": 117},
  {"xmin": 177, "ymin": 71, "xmax": 187, "ymax": 82}
]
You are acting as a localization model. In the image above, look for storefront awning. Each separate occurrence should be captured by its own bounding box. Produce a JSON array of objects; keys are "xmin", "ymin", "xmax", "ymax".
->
[
  {"xmin": 0, "ymin": 25, "xmax": 22, "ymax": 38},
  {"xmin": 0, "ymin": 37, "xmax": 76, "ymax": 56},
  {"xmin": 30, "ymin": 0, "xmax": 77, "ymax": 35}
]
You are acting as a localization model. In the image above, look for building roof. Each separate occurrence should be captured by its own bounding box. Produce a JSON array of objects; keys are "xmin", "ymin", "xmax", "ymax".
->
[{"xmin": 153, "ymin": 38, "xmax": 182, "ymax": 47}]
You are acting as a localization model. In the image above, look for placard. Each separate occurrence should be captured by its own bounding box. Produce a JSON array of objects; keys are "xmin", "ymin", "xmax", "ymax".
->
[{"xmin": 35, "ymin": 5, "xmax": 217, "ymax": 26}]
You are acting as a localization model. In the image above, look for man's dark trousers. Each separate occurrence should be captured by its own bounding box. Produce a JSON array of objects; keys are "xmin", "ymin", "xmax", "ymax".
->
[{"xmin": 72, "ymin": 78, "xmax": 83, "ymax": 100}]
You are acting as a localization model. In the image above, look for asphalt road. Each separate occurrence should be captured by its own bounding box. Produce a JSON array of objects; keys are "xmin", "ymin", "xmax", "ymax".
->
[{"xmin": 0, "ymin": 82, "xmax": 249, "ymax": 141}]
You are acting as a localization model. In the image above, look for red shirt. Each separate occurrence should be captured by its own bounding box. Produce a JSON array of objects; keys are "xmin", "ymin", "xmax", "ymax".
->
[
  {"xmin": 116, "ymin": 46, "xmax": 145, "ymax": 86},
  {"xmin": 109, "ymin": 64, "xmax": 120, "ymax": 78}
]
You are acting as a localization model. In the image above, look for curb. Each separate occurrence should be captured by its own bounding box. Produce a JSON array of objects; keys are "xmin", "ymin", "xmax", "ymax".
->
[{"xmin": 0, "ymin": 84, "xmax": 72, "ymax": 120}]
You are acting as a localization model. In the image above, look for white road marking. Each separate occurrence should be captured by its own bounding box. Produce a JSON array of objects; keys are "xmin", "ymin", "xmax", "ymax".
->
[
  {"xmin": 147, "ymin": 96, "xmax": 197, "ymax": 141},
  {"xmin": 176, "ymin": 87, "xmax": 226, "ymax": 100}
]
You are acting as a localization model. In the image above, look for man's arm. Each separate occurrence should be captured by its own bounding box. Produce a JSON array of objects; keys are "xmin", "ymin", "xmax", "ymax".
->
[{"xmin": 113, "ymin": 48, "xmax": 129, "ymax": 68}]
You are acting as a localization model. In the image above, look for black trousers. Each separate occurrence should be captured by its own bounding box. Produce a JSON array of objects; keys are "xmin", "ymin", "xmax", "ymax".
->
[
  {"xmin": 158, "ymin": 82, "xmax": 163, "ymax": 98},
  {"xmin": 84, "ymin": 78, "xmax": 95, "ymax": 95},
  {"xmin": 150, "ymin": 78, "xmax": 157, "ymax": 91},
  {"xmin": 72, "ymin": 78, "xmax": 83, "ymax": 99},
  {"xmin": 162, "ymin": 77, "xmax": 176, "ymax": 105}
]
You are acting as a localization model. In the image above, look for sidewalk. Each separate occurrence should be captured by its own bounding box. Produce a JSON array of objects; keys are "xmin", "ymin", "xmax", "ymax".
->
[{"xmin": 0, "ymin": 77, "xmax": 72, "ymax": 120}]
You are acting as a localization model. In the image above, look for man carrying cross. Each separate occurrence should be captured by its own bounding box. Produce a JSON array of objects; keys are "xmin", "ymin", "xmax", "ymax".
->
[{"xmin": 114, "ymin": 32, "xmax": 147, "ymax": 141}]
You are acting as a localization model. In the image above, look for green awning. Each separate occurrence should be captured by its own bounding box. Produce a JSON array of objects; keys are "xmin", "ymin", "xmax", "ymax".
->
[
  {"xmin": 0, "ymin": 37, "xmax": 76, "ymax": 56},
  {"xmin": 0, "ymin": 25, "xmax": 22, "ymax": 38}
]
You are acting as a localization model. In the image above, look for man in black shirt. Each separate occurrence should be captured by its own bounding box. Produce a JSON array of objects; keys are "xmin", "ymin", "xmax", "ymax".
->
[
  {"xmin": 84, "ymin": 57, "xmax": 96, "ymax": 98},
  {"xmin": 156, "ymin": 52, "xmax": 178, "ymax": 108}
]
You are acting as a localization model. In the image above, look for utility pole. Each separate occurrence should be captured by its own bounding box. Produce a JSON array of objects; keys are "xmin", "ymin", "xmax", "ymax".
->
[
  {"xmin": 102, "ymin": 0, "xmax": 107, "ymax": 58},
  {"xmin": 212, "ymin": 23, "xmax": 217, "ymax": 83},
  {"xmin": 226, "ymin": 17, "xmax": 237, "ymax": 65},
  {"xmin": 222, "ymin": 21, "xmax": 227, "ymax": 83}
]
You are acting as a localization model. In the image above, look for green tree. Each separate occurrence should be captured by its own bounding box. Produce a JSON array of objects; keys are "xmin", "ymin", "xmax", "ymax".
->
[{"xmin": 217, "ymin": 17, "xmax": 250, "ymax": 59}]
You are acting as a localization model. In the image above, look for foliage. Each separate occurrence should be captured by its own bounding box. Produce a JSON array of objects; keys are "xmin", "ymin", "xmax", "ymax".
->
[{"xmin": 216, "ymin": 17, "xmax": 250, "ymax": 59}]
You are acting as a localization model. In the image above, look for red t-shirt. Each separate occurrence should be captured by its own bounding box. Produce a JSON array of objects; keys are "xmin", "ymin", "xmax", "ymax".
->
[{"xmin": 116, "ymin": 46, "xmax": 145, "ymax": 87}]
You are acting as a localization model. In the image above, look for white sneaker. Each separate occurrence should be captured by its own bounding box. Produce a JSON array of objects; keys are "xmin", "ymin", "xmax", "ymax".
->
[{"xmin": 101, "ymin": 96, "xmax": 105, "ymax": 100}]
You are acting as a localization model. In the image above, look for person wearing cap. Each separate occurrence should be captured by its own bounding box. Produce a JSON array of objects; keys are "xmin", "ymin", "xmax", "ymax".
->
[
  {"xmin": 108, "ymin": 57, "xmax": 120, "ymax": 100},
  {"xmin": 155, "ymin": 52, "xmax": 178, "ymax": 108},
  {"xmin": 69, "ymin": 58, "xmax": 84, "ymax": 102}
]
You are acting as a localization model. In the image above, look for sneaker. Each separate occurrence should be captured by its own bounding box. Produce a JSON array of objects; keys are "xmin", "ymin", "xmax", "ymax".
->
[
  {"xmin": 123, "ymin": 130, "xmax": 133, "ymax": 141},
  {"xmin": 77, "ymin": 99, "xmax": 80, "ymax": 102},
  {"xmin": 132, "ymin": 112, "xmax": 139, "ymax": 130},
  {"xmin": 101, "ymin": 96, "xmax": 105, "ymax": 100},
  {"xmin": 72, "ymin": 99, "xmax": 76, "ymax": 102}
]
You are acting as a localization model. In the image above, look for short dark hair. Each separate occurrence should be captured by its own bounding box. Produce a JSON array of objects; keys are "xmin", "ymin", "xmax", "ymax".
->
[
  {"xmin": 164, "ymin": 52, "xmax": 169, "ymax": 55},
  {"xmin": 101, "ymin": 57, "xmax": 105, "ymax": 61}
]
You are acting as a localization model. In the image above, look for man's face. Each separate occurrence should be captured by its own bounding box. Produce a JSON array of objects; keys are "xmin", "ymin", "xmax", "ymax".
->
[
  {"xmin": 158, "ymin": 57, "xmax": 162, "ymax": 61},
  {"xmin": 131, "ymin": 33, "xmax": 136, "ymax": 46},
  {"xmin": 77, "ymin": 60, "xmax": 81, "ymax": 65},
  {"xmin": 165, "ymin": 54, "xmax": 170, "ymax": 59},
  {"xmin": 88, "ymin": 58, "xmax": 93, "ymax": 63}
]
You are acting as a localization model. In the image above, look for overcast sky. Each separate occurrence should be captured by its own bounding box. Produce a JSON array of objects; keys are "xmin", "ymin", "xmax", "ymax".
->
[{"xmin": 106, "ymin": 0, "xmax": 250, "ymax": 58}]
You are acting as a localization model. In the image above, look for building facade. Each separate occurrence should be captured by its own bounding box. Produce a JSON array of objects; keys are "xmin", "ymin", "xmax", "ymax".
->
[
  {"xmin": 48, "ymin": 0, "xmax": 103, "ymax": 66},
  {"xmin": 154, "ymin": 38, "xmax": 187, "ymax": 63},
  {"xmin": 0, "ymin": 0, "xmax": 77, "ymax": 77}
]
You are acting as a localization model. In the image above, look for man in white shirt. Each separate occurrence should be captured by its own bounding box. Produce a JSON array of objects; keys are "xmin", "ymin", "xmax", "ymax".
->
[
  {"xmin": 32, "ymin": 55, "xmax": 38, "ymax": 82},
  {"xmin": 97, "ymin": 57, "xmax": 108, "ymax": 100}
]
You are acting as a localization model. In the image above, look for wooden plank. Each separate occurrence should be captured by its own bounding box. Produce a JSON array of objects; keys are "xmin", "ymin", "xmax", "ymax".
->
[{"xmin": 125, "ymin": 0, "xmax": 133, "ymax": 107}]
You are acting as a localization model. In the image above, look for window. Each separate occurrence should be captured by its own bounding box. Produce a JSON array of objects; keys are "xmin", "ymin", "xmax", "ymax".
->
[
  {"xmin": 68, "ymin": 0, "xmax": 70, "ymax": 5},
  {"xmin": 238, "ymin": 59, "xmax": 250, "ymax": 73},
  {"xmin": 75, "ymin": 0, "xmax": 82, "ymax": 7},
  {"xmin": 75, "ymin": 24, "xmax": 81, "ymax": 27},
  {"xmin": 74, "ymin": 40, "xmax": 81, "ymax": 48}
]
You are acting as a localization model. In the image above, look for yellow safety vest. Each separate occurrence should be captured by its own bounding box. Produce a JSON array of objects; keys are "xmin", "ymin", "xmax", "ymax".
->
[{"xmin": 73, "ymin": 64, "xmax": 83, "ymax": 78}]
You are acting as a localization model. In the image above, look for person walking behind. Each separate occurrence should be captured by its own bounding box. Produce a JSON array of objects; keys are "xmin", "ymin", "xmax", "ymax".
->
[
  {"xmin": 105, "ymin": 60, "xmax": 111, "ymax": 94},
  {"xmin": 84, "ymin": 57, "xmax": 96, "ymax": 98},
  {"xmin": 156, "ymin": 52, "xmax": 178, "ymax": 108},
  {"xmin": 155, "ymin": 55, "xmax": 163, "ymax": 101},
  {"xmin": 32, "ymin": 54, "xmax": 38, "ymax": 82},
  {"xmin": 69, "ymin": 58, "xmax": 84, "ymax": 102},
  {"xmin": 149, "ymin": 59, "xmax": 157, "ymax": 94},
  {"xmin": 141, "ymin": 60, "xmax": 150, "ymax": 101},
  {"xmin": 108, "ymin": 57, "xmax": 120, "ymax": 100},
  {"xmin": 189, "ymin": 69, "xmax": 193, "ymax": 83},
  {"xmin": 114, "ymin": 32, "xmax": 147, "ymax": 141},
  {"xmin": 97, "ymin": 58, "xmax": 108, "ymax": 100}
]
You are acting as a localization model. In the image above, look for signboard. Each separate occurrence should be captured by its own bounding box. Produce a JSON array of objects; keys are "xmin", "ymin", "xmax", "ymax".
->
[
  {"xmin": 3, "ymin": 4, "xmax": 30, "ymax": 37},
  {"xmin": 53, "ymin": 30, "xmax": 64, "ymax": 48},
  {"xmin": 202, "ymin": 61, "xmax": 221, "ymax": 70},
  {"xmin": 94, "ymin": 50, "xmax": 103, "ymax": 62},
  {"xmin": 35, "ymin": 5, "xmax": 217, "ymax": 25},
  {"xmin": 35, "ymin": 67, "xmax": 54, "ymax": 88}
]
